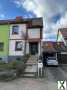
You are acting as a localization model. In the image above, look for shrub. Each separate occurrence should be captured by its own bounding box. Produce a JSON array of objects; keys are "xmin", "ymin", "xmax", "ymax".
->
[
  {"xmin": 0, "ymin": 70, "xmax": 16, "ymax": 81},
  {"xmin": 0, "ymin": 54, "xmax": 30, "ymax": 78}
]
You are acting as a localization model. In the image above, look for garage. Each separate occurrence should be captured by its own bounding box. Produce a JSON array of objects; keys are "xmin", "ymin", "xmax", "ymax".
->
[
  {"xmin": 42, "ymin": 52, "xmax": 58, "ymax": 66},
  {"xmin": 57, "ymin": 52, "xmax": 67, "ymax": 64},
  {"xmin": 42, "ymin": 42, "xmax": 58, "ymax": 66}
]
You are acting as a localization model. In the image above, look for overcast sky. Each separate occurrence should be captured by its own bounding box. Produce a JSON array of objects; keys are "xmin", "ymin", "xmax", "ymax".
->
[{"xmin": 0, "ymin": 0, "xmax": 67, "ymax": 41}]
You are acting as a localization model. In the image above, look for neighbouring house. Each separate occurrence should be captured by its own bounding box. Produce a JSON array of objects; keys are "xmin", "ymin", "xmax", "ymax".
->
[
  {"xmin": 42, "ymin": 41, "xmax": 58, "ymax": 66},
  {"xmin": 57, "ymin": 28, "xmax": 67, "ymax": 46},
  {"xmin": 0, "ymin": 25, "xmax": 9, "ymax": 62},
  {"xmin": 0, "ymin": 17, "xmax": 43, "ymax": 62},
  {"xmin": 57, "ymin": 28, "xmax": 67, "ymax": 64},
  {"xmin": 42, "ymin": 41, "xmax": 67, "ymax": 64}
]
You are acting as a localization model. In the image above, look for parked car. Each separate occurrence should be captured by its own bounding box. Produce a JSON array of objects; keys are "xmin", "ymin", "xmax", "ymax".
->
[{"xmin": 46, "ymin": 57, "xmax": 58, "ymax": 66}]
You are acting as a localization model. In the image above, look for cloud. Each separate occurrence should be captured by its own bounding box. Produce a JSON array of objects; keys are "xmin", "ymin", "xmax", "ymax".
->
[
  {"xmin": 16, "ymin": 0, "xmax": 67, "ymax": 19},
  {"xmin": 0, "ymin": 14, "xmax": 5, "ymax": 18},
  {"xmin": 13, "ymin": 0, "xmax": 67, "ymax": 41},
  {"xmin": 0, "ymin": 3, "xmax": 6, "ymax": 19},
  {"xmin": 13, "ymin": 0, "xmax": 44, "ymax": 17},
  {"xmin": 50, "ymin": 12, "xmax": 67, "ymax": 41},
  {"xmin": 12, "ymin": 0, "xmax": 22, "ymax": 8},
  {"xmin": 59, "ymin": 12, "xmax": 67, "ymax": 27}
]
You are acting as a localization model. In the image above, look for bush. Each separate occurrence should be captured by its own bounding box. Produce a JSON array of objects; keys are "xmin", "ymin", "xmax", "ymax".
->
[
  {"xmin": 0, "ymin": 70, "xmax": 16, "ymax": 81},
  {"xmin": 0, "ymin": 61, "xmax": 5, "ymax": 65},
  {"xmin": 23, "ymin": 54, "xmax": 30, "ymax": 63},
  {"xmin": 16, "ymin": 63, "xmax": 25, "ymax": 77},
  {"xmin": 0, "ymin": 54, "xmax": 30, "ymax": 78},
  {"xmin": 0, "ymin": 61, "xmax": 18, "ymax": 70},
  {"xmin": 15, "ymin": 54, "xmax": 30, "ymax": 76}
]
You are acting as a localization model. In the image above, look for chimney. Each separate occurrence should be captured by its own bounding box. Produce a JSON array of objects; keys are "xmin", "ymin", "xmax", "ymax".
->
[{"xmin": 16, "ymin": 16, "xmax": 23, "ymax": 21}]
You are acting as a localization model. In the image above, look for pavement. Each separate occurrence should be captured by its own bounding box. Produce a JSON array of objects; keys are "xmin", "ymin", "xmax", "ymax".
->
[{"xmin": 0, "ymin": 65, "xmax": 67, "ymax": 90}]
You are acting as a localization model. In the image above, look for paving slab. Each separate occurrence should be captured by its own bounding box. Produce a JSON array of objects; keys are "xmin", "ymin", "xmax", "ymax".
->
[
  {"xmin": 0, "ymin": 78, "xmax": 57, "ymax": 90},
  {"xmin": 0, "ymin": 65, "xmax": 67, "ymax": 90}
]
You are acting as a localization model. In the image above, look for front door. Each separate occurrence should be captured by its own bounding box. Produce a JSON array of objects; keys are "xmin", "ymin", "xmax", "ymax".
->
[{"xmin": 29, "ymin": 42, "xmax": 38, "ymax": 55}]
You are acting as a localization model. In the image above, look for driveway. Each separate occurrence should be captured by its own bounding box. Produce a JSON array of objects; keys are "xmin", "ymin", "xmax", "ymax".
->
[
  {"xmin": 45, "ymin": 65, "xmax": 67, "ymax": 81},
  {"xmin": 0, "ymin": 65, "xmax": 67, "ymax": 90}
]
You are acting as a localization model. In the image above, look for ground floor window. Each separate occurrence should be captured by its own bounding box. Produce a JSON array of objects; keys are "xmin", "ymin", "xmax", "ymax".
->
[
  {"xmin": 0, "ymin": 42, "xmax": 4, "ymax": 51},
  {"xmin": 15, "ymin": 41, "xmax": 23, "ymax": 51}
]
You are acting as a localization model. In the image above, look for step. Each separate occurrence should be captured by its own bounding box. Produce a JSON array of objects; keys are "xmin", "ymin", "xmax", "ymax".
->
[
  {"xmin": 24, "ymin": 72, "xmax": 36, "ymax": 74},
  {"xmin": 22, "ymin": 73, "xmax": 35, "ymax": 78},
  {"xmin": 25, "ymin": 65, "xmax": 37, "ymax": 73},
  {"xmin": 26, "ymin": 63, "xmax": 37, "ymax": 65}
]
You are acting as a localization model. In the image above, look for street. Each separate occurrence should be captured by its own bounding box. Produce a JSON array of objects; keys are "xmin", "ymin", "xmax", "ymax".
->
[{"xmin": 0, "ymin": 65, "xmax": 67, "ymax": 90}]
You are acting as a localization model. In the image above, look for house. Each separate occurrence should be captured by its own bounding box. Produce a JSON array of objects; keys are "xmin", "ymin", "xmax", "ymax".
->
[
  {"xmin": 42, "ymin": 41, "xmax": 57, "ymax": 66},
  {"xmin": 57, "ymin": 28, "xmax": 67, "ymax": 64},
  {"xmin": 0, "ymin": 17, "xmax": 43, "ymax": 62},
  {"xmin": 0, "ymin": 25, "xmax": 9, "ymax": 62},
  {"xmin": 57, "ymin": 28, "xmax": 67, "ymax": 46},
  {"xmin": 42, "ymin": 41, "xmax": 67, "ymax": 64}
]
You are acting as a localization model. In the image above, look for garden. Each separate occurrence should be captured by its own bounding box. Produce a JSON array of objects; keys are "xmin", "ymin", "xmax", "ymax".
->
[{"xmin": 0, "ymin": 54, "xmax": 30, "ymax": 81}]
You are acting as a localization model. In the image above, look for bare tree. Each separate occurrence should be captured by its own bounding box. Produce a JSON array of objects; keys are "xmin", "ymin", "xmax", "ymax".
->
[{"xmin": 21, "ymin": 29, "xmax": 27, "ymax": 55}]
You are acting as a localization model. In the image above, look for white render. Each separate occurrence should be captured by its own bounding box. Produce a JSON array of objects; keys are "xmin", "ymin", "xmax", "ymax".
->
[
  {"xmin": 9, "ymin": 24, "xmax": 42, "ymax": 56},
  {"xmin": 10, "ymin": 24, "xmax": 26, "ymax": 39},
  {"xmin": 28, "ymin": 28, "xmax": 40, "ymax": 39},
  {"xmin": 9, "ymin": 40, "xmax": 25, "ymax": 56},
  {"xmin": 38, "ymin": 42, "xmax": 41, "ymax": 56},
  {"xmin": 26, "ymin": 42, "xmax": 29, "ymax": 54},
  {"xmin": 58, "ymin": 31, "xmax": 67, "ymax": 46}
]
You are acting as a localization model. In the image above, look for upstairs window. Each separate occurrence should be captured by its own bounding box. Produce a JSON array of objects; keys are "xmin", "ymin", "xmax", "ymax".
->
[
  {"xmin": 0, "ymin": 42, "xmax": 4, "ymax": 51},
  {"xmin": 12, "ymin": 25, "xmax": 19, "ymax": 34},
  {"xmin": 15, "ymin": 41, "xmax": 22, "ymax": 51}
]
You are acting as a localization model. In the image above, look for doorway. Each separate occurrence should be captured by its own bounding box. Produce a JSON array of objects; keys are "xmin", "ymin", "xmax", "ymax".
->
[{"xmin": 29, "ymin": 42, "xmax": 38, "ymax": 55}]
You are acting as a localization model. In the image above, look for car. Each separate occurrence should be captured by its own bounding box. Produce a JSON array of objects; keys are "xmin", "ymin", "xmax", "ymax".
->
[{"xmin": 46, "ymin": 57, "xmax": 58, "ymax": 66}]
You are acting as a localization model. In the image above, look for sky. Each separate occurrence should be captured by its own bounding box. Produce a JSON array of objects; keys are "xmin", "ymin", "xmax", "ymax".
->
[{"xmin": 0, "ymin": 0, "xmax": 67, "ymax": 41}]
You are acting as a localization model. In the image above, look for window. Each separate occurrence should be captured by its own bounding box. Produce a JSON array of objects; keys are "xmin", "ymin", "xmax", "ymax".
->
[
  {"xmin": 15, "ymin": 41, "xmax": 22, "ymax": 51},
  {"xmin": 12, "ymin": 25, "xmax": 19, "ymax": 34},
  {"xmin": 0, "ymin": 42, "xmax": 4, "ymax": 51},
  {"xmin": 16, "ymin": 57, "xmax": 21, "ymax": 61}
]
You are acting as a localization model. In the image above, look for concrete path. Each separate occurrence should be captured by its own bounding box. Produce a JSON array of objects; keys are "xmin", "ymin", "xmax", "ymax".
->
[
  {"xmin": 23, "ymin": 55, "xmax": 38, "ymax": 77},
  {"xmin": 0, "ymin": 78, "xmax": 57, "ymax": 90},
  {"xmin": 0, "ymin": 65, "xmax": 67, "ymax": 90}
]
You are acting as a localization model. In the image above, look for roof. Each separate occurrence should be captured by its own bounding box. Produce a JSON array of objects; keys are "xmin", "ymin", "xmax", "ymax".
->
[
  {"xmin": 59, "ymin": 28, "xmax": 67, "ymax": 39},
  {"xmin": 43, "ymin": 41, "xmax": 56, "ymax": 52},
  {"xmin": 0, "ymin": 17, "xmax": 43, "ymax": 28},
  {"xmin": 42, "ymin": 41, "xmax": 67, "ymax": 52},
  {"xmin": 54, "ymin": 42, "xmax": 67, "ymax": 52}
]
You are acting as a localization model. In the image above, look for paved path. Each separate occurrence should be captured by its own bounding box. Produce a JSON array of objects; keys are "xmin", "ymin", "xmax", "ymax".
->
[
  {"xmin": 0, "ymin": 78, "xmax": 57, "ymax": 90},
  {"xmin": 23, "ymin": 55, "xmax": 38, "ymax": 77},
  {"xmin": 26, "ymin": 55, "xmax": 38, "ymax": 64},
  {"xmin": 0, "ymin": 65, "xmax": 67, "ymax": 90}
]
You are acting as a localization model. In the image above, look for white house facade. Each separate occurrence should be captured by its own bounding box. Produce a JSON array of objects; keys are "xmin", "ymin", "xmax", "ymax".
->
[{"xmin": 8, "ymin": 17, "xmax": 43, "ymax": 61}]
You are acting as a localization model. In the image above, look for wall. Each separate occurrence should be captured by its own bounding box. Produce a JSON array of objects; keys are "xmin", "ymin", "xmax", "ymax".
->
[
  {"xmin": 0, "ymin": 25, "xmax": 9, "ymax": 56},
  {"xmin": 9, "ymin": 24, "xmax": 42, "ymax": 56},
  {"xmin": 26, "ymin": 42, "xmax": 29, "ymax": 54},
  {"xmin": 9, "ymin": 40, "xmax": 25, "ymax": 56},
  {"xmin": 10, "ymin": 24, "xmax": 26, "ymax": 39},
  {"xmin": 9, "ymin": 24, "xmax": 26, "ymax": 57},
  {"xmin": 38, "ymin": 42, "xmax": 41, "ymax": 56},
  {"xmin": 58, "ymin": 31, "xmax": 66, "ymax": 45},
  {"xmin": 28, "ymin": 28, "xmax": 40, "ymax": 39},
  {"xmin": 57, "ymin": 52, "xmax": 67, "ymax": 64}
]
